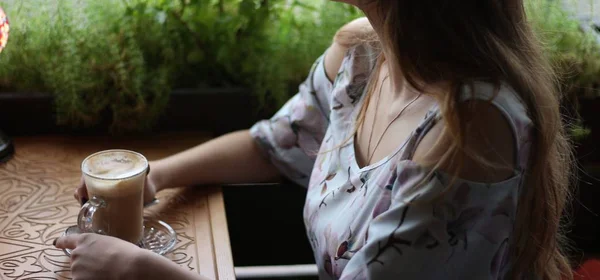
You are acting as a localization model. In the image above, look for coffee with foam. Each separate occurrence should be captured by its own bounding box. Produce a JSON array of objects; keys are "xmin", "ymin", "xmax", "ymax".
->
[
  {"xmin": 83, "ymin": 150, "xmax": 147, "ymax": 180},
  {"xmin": 81, "ymin": 150, "xmax": 148, "ymax": 244}
]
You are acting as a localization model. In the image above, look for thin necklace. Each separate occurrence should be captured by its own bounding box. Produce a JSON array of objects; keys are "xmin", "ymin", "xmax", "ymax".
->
[
  {"xmin": 365, "ymin": 75, "xmax": 422, "ymax": 165},
  {"xmin": 365, "ymin": 75, "xmax": 388, "ymax": 162}
]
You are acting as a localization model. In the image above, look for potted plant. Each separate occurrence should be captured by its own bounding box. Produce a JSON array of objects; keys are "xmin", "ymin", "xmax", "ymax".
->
[
  {"xmin": 526, "ymin": 0, "xmax": 600, "ymax": 260},
  {"xmin": 0, "ymin": 0, "xmax": 362, "ymax": 135}
]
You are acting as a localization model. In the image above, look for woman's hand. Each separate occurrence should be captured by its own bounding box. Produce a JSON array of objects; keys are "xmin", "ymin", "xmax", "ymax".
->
[
  {"xmin": 55, "ymin": 233, "xmax": 207, "ymax": 280},
  {"xmin": 54, "ymin": 233, "xmax": 146, "ymax": 280},
  {"xmin": 74, "ymin": 161, "xmax": 160, "ymax": 205}
]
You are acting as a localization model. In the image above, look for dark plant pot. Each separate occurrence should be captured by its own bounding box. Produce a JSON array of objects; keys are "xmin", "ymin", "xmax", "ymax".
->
[
  {"xmin": 568, "ymin": 96, "xmax": 600, "ymax": 259},
  {"xmin": 574, "ymin": 97, "xmax": 600, "ymax": 165},
  {"xmin": 0, "ymin": 88, "xmax": 277, "ymax": 136},
  {"xmin": 0, "ymin": 92, "xmax": 56, "ymax": 136},
  {"xmin": 569, "ymin": 166, "xmax": 600, "ymax": 260},
  {"xmin": 154, "ymin": 88, "xmax": 276, "ymax": 136}
]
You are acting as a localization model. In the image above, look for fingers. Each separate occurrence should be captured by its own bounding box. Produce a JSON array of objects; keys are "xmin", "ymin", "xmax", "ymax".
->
[
  {"xmin": 78, "ymin": 187, "xmax": 88, "ymax": 205},
  {"xmin": 143, "ymin": 187, "xmax": 156, "ymax": 205},
  {"xmin": 54, "ymin": 234, "xmax": 80, "ymax": 250},
  {"xmin": 74, "ymin": 177, "xmax": 89, "ymax": 205}
]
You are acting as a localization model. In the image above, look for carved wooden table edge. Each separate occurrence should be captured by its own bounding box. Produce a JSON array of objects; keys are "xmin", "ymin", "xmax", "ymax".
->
[
  {"xmin": 0, "ymin": 133, "xmax": 236, "ymax": 280},
  {"xmin": 127, "ymin": 185, "xmax": 236, "ymax": 280},
  {"xmin": 207, "ymin": 186, "xmax": 236, "ymax": 280}
]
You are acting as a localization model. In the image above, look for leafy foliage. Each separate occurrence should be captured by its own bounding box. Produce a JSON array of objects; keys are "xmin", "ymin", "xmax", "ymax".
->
[
  {"xmin": 0, "ymin": 0, "xmax": 361, "ymax": 131},
  {"xmin": 526, "ymin": 0, "xmax": 600, "ymax": 139},
  {"xmin": 0, "ymin": 0, "xmax": 598, "ymax": 134},
  {"xmin": 0, "ymin": 0, "xmax": 174, "ymax": 131},
  {"xmin": 527, "ymin": 0, "xmax": 600, "ymax": 96}
]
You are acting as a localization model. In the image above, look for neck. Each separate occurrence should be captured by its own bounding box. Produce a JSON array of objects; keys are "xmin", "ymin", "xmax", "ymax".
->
[
  {"xmin": 359, "ymin": 3, "xmax": 447, "ymax": 100},
  {"xmin": 360, "ymin": 4, "xmax": 407, "ymax": 97}
]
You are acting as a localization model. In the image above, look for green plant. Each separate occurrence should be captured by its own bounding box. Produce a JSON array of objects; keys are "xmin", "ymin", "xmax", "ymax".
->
[
  {"xmin": 526, "ymin": 0, "xmax": 600, "ymax": 140},
  {"xmin": 0, "ymin": 0, "xmax": 361, "ymax": 132},
  {"xmin": 141, "ymin": 0, "xmax": 362, "ymax": 105},
  {"xmin": 0, "ymin": 0, "xmax": 598, "ymax": 134},
  {"xmin": 0, "ymin": 0, "xmax": 175, "ymax": 132}
]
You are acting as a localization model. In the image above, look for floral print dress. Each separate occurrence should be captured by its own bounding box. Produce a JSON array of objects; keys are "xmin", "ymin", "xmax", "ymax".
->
[{"xmin": 250, "ymin": 43, "xmax": 532, "ymax": 279}]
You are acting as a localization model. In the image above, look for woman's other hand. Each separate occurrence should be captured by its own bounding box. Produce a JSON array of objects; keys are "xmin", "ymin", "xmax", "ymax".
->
[
  {"xmin": 55, "ymin": 233, "xmax": 207, "ymax": 280},
  {"xmin": 54, "ymin": 233, "xmax": 146, "ymax": 280}
]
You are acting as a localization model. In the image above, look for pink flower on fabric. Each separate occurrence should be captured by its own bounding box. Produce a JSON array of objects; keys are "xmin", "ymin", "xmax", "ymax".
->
[
  {"xmin": 290, "ymin": 97, "xmax": 325, "ymax": 136},
  {"xmin": 374, "ymin": 166, "xmax": 396, "ymax": 189},
  {"xmin": 394, "ymin": 161, "xmax": 427, "ymax": 193},
  {"xmin": 490, "ymin": 238, "xmax": 510, "ymax": 279},
  {"xmin": 290, "ymin": 97, "xmax": 308, "ymax": 121},
  {"xmin": 477, "ymin": 195, "xmax": 514, "ymax": 244},
  {"xmin": 476, "ymin": 215, "xmax": 511, "ymax": 244},
  {"xmin": 271, "ymin": 117, "xmax": 297, "ymax": 149},
  {"xmin": 371, "ymin": 190, "xmax": 392, "ymax": 219},
  {"xmin": 298, "ymin": 131, "xmax": 322, "ymax": 158},
  {"xmin": 319, "ymin": 225, "xmax": 338, "ymax": 277}
]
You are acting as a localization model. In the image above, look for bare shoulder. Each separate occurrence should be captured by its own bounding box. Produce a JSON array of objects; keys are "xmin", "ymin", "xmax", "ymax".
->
[
  {"xmin": 334, "ymin": 17, "xmax": 374, "ymax": 47},
  {"xmin": 412, "ymin": 100, "xmax": 516, "ymax": 183},
  {"xmin": 324, "ymin": 17, "xmax": 375, "ymax": 81}
]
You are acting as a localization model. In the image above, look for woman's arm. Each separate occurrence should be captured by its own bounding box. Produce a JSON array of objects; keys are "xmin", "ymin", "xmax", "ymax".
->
[
  {"xmin": 150, "ymin": 20, "xmax": 371, "ymax": 192},
  {"xmin": 328, "ymin": 17, "xmax": 373, "ymax": 80},
  {"xmin": 150, "ymin": 130, "xmax": 282, "ymax": 192},
  {"xmin": 75, "ymin": 20, "xmax": 366, "ymax": 203}
]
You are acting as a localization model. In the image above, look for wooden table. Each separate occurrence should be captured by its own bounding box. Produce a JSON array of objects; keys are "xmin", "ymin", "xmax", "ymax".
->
[{"xmin": 0, "ymin": 133, "xmax": 235, "ymax": 280}]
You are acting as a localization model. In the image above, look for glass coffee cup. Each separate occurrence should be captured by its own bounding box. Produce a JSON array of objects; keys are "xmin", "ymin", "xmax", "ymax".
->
[{"xmin": 78, "ymin": 149, "xmax": 148, "ymax": 246}]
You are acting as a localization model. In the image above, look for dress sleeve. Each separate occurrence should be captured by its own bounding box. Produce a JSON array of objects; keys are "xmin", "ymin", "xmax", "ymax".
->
[
  {"xmin": 250, "ymin": 53, "xmax": 334, "ymax": 187},
  {"xmin": 339, "ymin": 161, "xmax": 516, "ymax": 280}
]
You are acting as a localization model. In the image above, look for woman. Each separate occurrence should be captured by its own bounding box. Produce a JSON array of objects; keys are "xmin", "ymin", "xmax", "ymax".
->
[{"xmin": 56, "ymin": 0, "xmax": 574, "ymax": 279}]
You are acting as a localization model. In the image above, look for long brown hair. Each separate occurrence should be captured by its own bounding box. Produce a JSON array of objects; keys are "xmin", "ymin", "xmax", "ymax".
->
[{"xmin": 351, "ymin": 0, "xmax": 574, "ymax": 279}]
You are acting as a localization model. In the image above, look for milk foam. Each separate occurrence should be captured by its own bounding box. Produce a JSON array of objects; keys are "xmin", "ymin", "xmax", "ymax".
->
[{"xmin": 83, "ymin": 150, "xmax": 147, "ymax": 180}]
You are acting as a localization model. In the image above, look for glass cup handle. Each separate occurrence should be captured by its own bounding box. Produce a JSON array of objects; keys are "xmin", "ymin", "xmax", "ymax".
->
[{"xmin": 77, "ymin": 196, "xmax": 107, "ymax": 235}]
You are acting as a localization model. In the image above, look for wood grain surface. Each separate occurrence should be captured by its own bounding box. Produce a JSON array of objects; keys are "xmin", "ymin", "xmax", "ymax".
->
[{"xmin": 0, "ymin": 132, "xmax": 235, "ymax": 280}]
